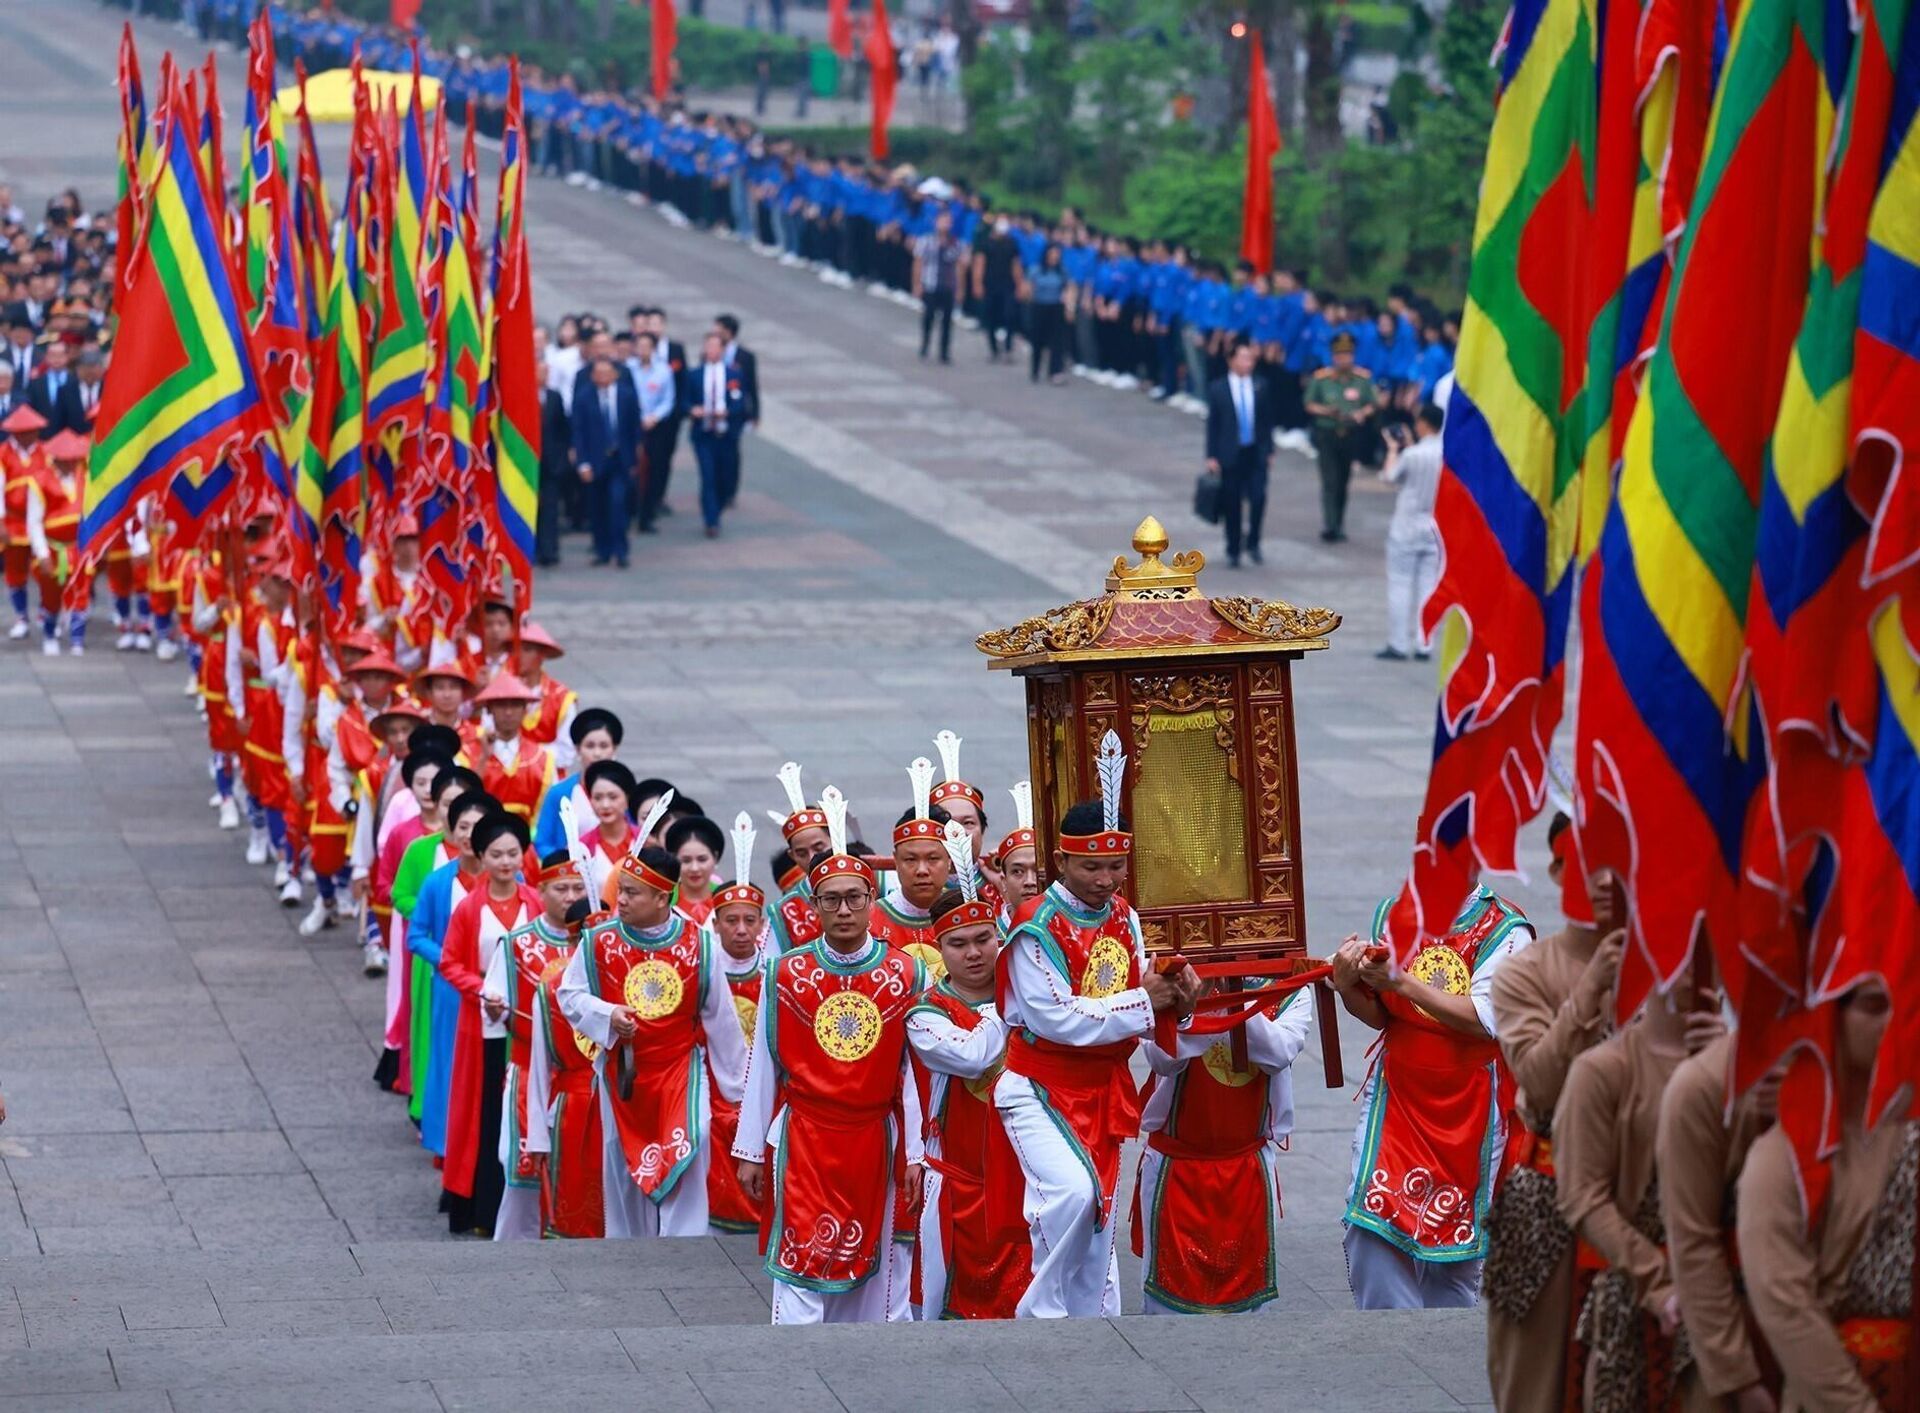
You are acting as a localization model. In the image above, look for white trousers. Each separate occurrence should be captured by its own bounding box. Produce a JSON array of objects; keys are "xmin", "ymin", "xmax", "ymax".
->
[
  {"xmin": 1385, "ymin": 529, "xmax": 1440, "ymax": 656},
  {"xmin": 916, "ymin": 1167, "xmax": 949, "ymax": 1320},
  {"xmin": 1136, "ymin": 1147, "xmax": 1285, "ymax": 1315},
  {"xmin": 595, "ymin": 1082, "xmax": 712, "ymax": 1238},
  {"xmin": 996, "ymin": 1072, "xmax": 1120, "ymax": 1318},
  {"xmin": 1343, "ymin": 1225, "xmax": 1482, "ymax": 1309},
  {"xmin": 491, "ymin": 1183, "xmax": 542, "ymax": 1241}
]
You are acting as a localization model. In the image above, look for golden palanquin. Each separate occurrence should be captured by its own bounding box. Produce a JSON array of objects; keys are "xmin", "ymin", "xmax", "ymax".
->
[{"xmin": 979, "ymin": 517, "xmax": 1344, "ymax": 1078}]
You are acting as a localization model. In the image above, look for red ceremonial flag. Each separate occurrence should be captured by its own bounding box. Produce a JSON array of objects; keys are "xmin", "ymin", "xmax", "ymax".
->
[
  {"xmin": 828, "ymin": 0, "xmax": 853, "ymax": 59},
  {"xmin": 391, "ymin": 0, "xmax": 423, "ymax": 29},
  {"xmin": 651, "ymin": 0, "xmax": 678, "ymax": 102},
  {"xmin": 1240, "ymin": 33, "xmax": 1280, "ymax": 274},
  {"xmin": 866, "ymin": 0, "xmax": 897, "ymax": 161}
]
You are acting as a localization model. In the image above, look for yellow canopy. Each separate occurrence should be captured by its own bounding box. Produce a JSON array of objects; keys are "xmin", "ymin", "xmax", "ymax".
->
[{"xmin": 276, "ymin": 69, "xmax": 442, "ymax": 123}]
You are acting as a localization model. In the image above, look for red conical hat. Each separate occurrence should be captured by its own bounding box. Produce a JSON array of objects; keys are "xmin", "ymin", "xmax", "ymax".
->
[
  {"xmin": 473, "ymin": 670, "xmax": 539, "ymax": 706},
  {"xmin": 346, "ymin": 651, "xmax": 406, "ymax": 679},
  {"xmin": 1, "ymin": 405, "xmax": 47, "ymax": 435},
  {"xmin": 516, "ymin": 621, "xmax": 563, "ymax": 657},
  {"xmin": 43, "ymin": 429, "xmax": 90, "ymax": 460}
]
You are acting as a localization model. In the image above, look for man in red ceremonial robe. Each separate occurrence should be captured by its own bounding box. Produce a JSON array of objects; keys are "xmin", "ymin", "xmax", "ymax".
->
[
  {"xmin": 908, "ymin": 875, "xmax": 1029, "ymax": 1320},
  {"xmin": 705, "ymin": 813, "xmax": 774, "ymax": 1235},
  {"xmin": 2, "ymin": 404, "xmax": 52, "ymax": 640},
  {"xmin": 555, "ymin": 837, "xmax": 747, "ymax": 1237},
  {"xmin": 1331, "ymin": 884, "xmax": 1535, "ymax": 1308},
  {"xmin": 872, "ymin": 766, "xmax": 953, "ymax": 978},
  {"xmin": 995, "ymin": 780, "xmax": 1196, "ymax": 1318},
  {"xmin": 524, "ymin": 861, "xmax": 607, "ymax": 1240},
  {"xmin": 486, "ymin": 847, "xmax": 589, "ymax": 1240},
  {"xmin": 512, "ymin": 622, "xmax": 579, "ymax": 770},
  {"xmin": 438, "ymin": 812, "xmax": 540, "ymax": 1237},
  {"xmin": 764, "ymin": 760, "xmax": 835, "ymax": 951},
  {"xmin": 473, "ymin": 673, "xmax": 556, "ymax": 822},
  {"xmin": 234, "ymin": 540, "xmax": 305, "ymax": 904},
  {"xmin": 1135, "ymin": 981, "xmax": 1313, "ymax": 1314},
  {"xmin": 733, "ymin": 789, "xmax": 927, "ymax": 1324},
  {"xmin": 362, "ymin": 513, "xmax": 432, "ymax": 671},
  {"xmin": 414, "ymin": 659, "xmax": 483, "ymax": 763}
]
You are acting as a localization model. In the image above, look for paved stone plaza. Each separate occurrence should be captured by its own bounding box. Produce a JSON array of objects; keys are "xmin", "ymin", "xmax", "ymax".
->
[{"xmin": 0, "ymin": 0, "xmax": 1544, "ymax": 1403}]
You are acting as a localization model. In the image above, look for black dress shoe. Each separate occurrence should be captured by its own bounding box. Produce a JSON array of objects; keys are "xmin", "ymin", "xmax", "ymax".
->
[
  {"xmin": 638, "ymin": 522, "xmax": 659, "ymax": 534},
  {"xmin": 1226, "ymin": 555, "xmax": 1241, "ymax": 569},
  {"xmin": 1375, "ymin": 647, "xmax": 1408, "ymax": 661},
  {"xmin": 1247, "ymin": 545, "xmax": 1263, "ymax": 565},
  {"xmin": 590, "ymin": 557, "xmax": 610, "ymax": 567},
  {"xmin": 616, "ymin": 557, "xmax": 630, "ymax": 569}
]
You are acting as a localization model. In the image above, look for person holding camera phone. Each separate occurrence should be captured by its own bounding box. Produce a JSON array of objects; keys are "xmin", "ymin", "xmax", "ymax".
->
[{"xmin": 1377, "ymin": 403, "xmax": 1445, "ymax": 661}]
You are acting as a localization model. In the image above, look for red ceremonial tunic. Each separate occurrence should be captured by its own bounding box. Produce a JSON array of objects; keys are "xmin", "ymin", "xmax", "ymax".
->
[
  {"xmin": 479, "ymin": 736, "xmax": 555, "ymax": 822},
  {"xmin": 185, "ymin": 554, "xmax": 242, "ymax": 754},
  {"xmin": 299, "ymin": 671, "xmax": 352, "ymax": 876},
  {"xmin": 334, "ymin": 699, "xmax": 381, "ymax": 777},
  {"xmin": 771, "ymin": 883, "xmax": 822, "ymax": 951},
  {"xmin": 706, "ymin": 957, "xmax": 765, "ymax": 1233},
  {"xmin": 1343, "ymin": 889, "xmax": 1526, "ymax": 1262},
  {"xmin": 535, "ymin": 970, "xmax": 606, "ymax": 1238},
  {"xmin": 1138, "ymin": 1035, "xmax": 1285, "ymax": 1313},
  {"xmin": 439, "ymin": 885, "xmax": 539, "ymax": 1199},
  {"xmin": 240, "ymin": 604, "xmax": 295, "ymax": 812},
  {"xmin": 909, "ymin": 983, "xmax": 1029, "ymax": 1319},
  {"xmin": 577, "ymin": 916, "xmax": 713, "ymax": 1201},
  {"xmin": 870, "ymin": 896, "xmax": 944, "ymax": 980},
  {"xmin": 1, "ymin": 443, "xmax": 49, "ymax": 542},
  {"xmin": 367, "ymin": 560, "xmax": 432, "ymax": 661},
  {"xmin": 520, "ymin": 673, "xmax": 577, "ymax": 755},
  {"xmin": 998, "ymin": 889, "xmax": 1147, "ymax": 1233},
  {"xmin": 499, "ymin": 917, "xmax": 577, "ymax": 1212},
  {"xmin": 765, "ymin": 939, "xmax": 922, "ymax": 1292}
]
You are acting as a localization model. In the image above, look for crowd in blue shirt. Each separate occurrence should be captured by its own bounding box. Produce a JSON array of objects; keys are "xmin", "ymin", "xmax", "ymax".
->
[{"xmin": 181, "ymin": 0, "xmax": 1459, "ymax": 429}]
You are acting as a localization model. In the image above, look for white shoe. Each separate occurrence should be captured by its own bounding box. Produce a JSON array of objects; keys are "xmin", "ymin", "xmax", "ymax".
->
[
  {"xmin": 209, "ymin": 791, "xmax": 224, "ymax": 808},
  {"xmin": 1149, "ymin": 388, "xmax": 1169, "ymax": 401},
  {"xmin": 7, "ymin": 619, "xmax": 27, "ymax": 640},
  {"xmin": 116, "ymin": 631, "xmax": 137, "ymax": 651},
  {"xmin": 297, "ymin": 896, "xmax": 334, "ymax": 936},
  {"xmin": 182, "ymin": 677, "xmax": 199, "ymax": 697},
  {"xmin": 218, "ymin": 798, "xmax": 241, "ymax": 831},
  {"xmin": 245, "ymin": 827, "xmax": 270, "ymax": 866},
  {"xmin": 273, "ymin": 859, "xmax": 290, "ymax": 888},
  {"xmin": 363, "ymin": 943, "xmax": 389, "ymax": 977},
  {"xmin": 155, "ymin": 638, "xmax": 179, "ymax": 662},
  {"xmin": 278, "ymin": 877, "xmax": 303, "ymax": 907},
  {"xmin": 41, "ymin": 638, "xmax": 59, "ymax": 656},
  {"xmin": 68, "ymin": 644, "xmax": 84, "ymax": 657},
  {"xmin": 1115, "ymin": 374, "xmax": 1139, "ymax": 390},
  {"xmin": 1072, "ymin": 364, "xmax": 1088, "ymax": 376},
  {"xmin": 134, "ymin": 632, "xmax": 153, "ymax": 652}
]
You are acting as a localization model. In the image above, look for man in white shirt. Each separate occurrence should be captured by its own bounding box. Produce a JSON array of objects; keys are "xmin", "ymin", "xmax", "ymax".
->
[
  {"xmin": 631, "ymin": 330, "xmax": 679, "ymax": 532},
  {"xmin": 1376, "ymin": 402, "xmax": 1444, "ymax": 662}
]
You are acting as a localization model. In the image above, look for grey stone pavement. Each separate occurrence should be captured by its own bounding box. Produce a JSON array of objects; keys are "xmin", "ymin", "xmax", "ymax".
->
[{"xmin": 0, "ymin": 1, "xmax": 1531, "ymax": 1404}]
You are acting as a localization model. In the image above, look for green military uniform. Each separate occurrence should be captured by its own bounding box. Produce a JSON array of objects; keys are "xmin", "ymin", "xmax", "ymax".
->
[{"xmin": 1305, "ymin": 335, "xmax": 1381, "ymax": 541}]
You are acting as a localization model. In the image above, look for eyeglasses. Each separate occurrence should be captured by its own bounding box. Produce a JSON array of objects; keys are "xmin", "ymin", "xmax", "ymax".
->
[{"xmin": 815, "ymin": 891, "xmax": 872, "ymax": 912}]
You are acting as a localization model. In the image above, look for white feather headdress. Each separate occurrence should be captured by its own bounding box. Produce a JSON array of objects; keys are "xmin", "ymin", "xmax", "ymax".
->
[
  {"xmin": 776, "ymin": 761, "xmax": 807, "ymax": 816},
  {"xmin": 1008, "ymin": 780, "xmax": 1032, "ymax": 832},
  {"xmin": 933, "ymin": 730, "xmax": 963, "ymax": 786},
  {"xmin": 819, "ymin": 786, "xmax": 851, "ymax": 858},
  {"xmin": 942, "ymin": 819, "xmax": 979, "ymax": 903},
  {"xmin": 730, "ymin": 811, "xmax": 757, "ymax": 888},
  {"xmin": 631, "ymin": 788, "xmax": 676, "ymax": 858},
  {"xmin": 906, "ymin": 756, "xmax": 936, "ymax": 821},
  {"xmin": 1095, "ymin": 730, "xmax": 1127, "ymax": 833}
]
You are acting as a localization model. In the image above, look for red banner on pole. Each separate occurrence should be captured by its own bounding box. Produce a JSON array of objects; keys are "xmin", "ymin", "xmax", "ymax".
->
[
  {"xmin": 866, "ymin": 0, "xmax": 896, "ymax": 160},
  {"xmin": 1240, "ymin": 33, "xmax": 1280, "ymax": 274}
]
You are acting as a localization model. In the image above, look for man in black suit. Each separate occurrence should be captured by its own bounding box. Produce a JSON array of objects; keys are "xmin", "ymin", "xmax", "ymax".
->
[
  {"xmin": 684, "ymin": 331, "xmax": 749, "ymax": 539},
  {"xmin": 569, "ymin": 356, "xmax": 641, "ymax": 568},
  {"xmin": 4, "ymin": 312, "xmax": 38, "ymax": 390},
  {"xmin": 714, "ymin": 313, "xmax": 759, "ymax": 429},
  {"xmin": 1204, "ymin": 338, "xmax": 1277, "ymax": 568},
  {"xmin": 535, "ymin": 357, "xmax": 572, "ymax": 567},
  {"xmin": 0, "ymin": 364, "xmax": 21, "ymax": 422},
  {"xmin": 26, "ymin": 340, "xmax": 79, "ymax": 434},
  {"xmin": 646, "ymin": 308, "xmax": 689, "ymax": 514}
]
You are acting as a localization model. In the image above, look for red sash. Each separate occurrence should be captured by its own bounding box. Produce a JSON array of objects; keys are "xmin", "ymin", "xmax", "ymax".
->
[
  {"xmin": 583, "ymin": 917, "xmax": 708, "ymax": 1202},
  {"xmin": 764, "ymin": 942, "xmax": 918, "ymax": 1291},
  {"xmin": 1005, "ymin": 1035, "xmax": 1140, "ymax": 1231}
]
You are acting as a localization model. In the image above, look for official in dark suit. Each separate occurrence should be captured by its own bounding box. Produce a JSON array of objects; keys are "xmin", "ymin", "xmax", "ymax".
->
[
  {"xmin": 715, "ymin": 313, "xmax": 760, "ymax": 428},
  {"xmin": 684, "ymin": 332, "xmax": 749, "ymax": 538},
  {"xmin": 4, "ymin": 313, "xmax": 41, "ymax": 393},
  {"xmin": 535, "ymin": 359, "xmax": 572, "ymax": 567},
  {"xmin": 26, "ymin": 341, "xmax": 84, "ymax": 436},
  {"xmin": 1204, "ymin": 339, "xmax": 1277, "ymax": 568},
  {"xmin": 569, "ymin": 357, "xmax": 641, "ymax": 568},
  {"xmin": 0, "ymin": 364, "xmax": 22, "ymax": 423}
]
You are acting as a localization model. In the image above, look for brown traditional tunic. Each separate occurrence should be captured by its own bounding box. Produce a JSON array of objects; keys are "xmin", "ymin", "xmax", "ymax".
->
[
  {"xmin": 1654, "ymin": 1034, "xmax": 1771, "ymax": 1407},
  {"xmin": 1557, "ymin": 1023, "xmax": 1688, "ymax": 1412},
  {"xmin": 1485, "ymin": 928, "xmax": 1610, "ymax": 1411},
  {"xmin": 1737, "ymin": 1117, "xmax": 1916, "ymax": 1413}
]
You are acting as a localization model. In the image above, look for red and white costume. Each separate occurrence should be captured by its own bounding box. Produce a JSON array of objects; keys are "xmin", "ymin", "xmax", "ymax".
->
[
  {"xmin": 995, "ymin": 879, "xmax": 1152, "ymax": 1318},
  {"xmin": 525, "ymin": 936, "xmax": 607, "ymax": 1239},
  {"xmin": 479, "ymin": 732, "xmax": 556, "ymax": 822},
  {"xmin": 908, "ymin": 980, "xmax": 1029, "ymax": 1320},
  {"xmin": 482, "ymin": 909, "xmax": 580, "ymax": 1241},
  {"xmin": 1136, "ymin": 989, "xmax": 1313, "ymax": 1314},
  {"xmin": 706, "ymin": 944, "xmax": 769, "ymax": 1234},
  {"xmin": 1342, "ymin": 886, "xmax": 1533, "ymax": 1306},
  {"xmin": 732, "ymin": 924, "xmax": 927, "ymax": 1323},
  {"xmin": 554, "ymin": 910, "xmax": 747, "ymax": 1237}
]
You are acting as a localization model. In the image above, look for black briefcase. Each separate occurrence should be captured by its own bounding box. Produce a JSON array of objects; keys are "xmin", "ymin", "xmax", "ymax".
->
[{"xmin": 1193, "ymin": 472, "xmax": 1223, "ymax": 525}]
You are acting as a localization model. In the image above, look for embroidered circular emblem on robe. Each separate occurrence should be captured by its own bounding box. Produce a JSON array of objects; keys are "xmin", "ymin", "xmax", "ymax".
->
[
  {"xmin": 537, "ymin": 955, "xmax": 569, "ymax": 989},
  {"xmin": 904, "ymin": 940, "xmax": 946, "ymax": 981},
  {"xmin": 1407, "ymin": 943, "xmax": 1472, "ymax": 996},
  {"xmin": 1202, "ymin": 1040, "xmax": 1256, "ymax": 1088},
  {"xmin": 964, "ymin": 1054, "xmax": 1007, "ymax": 1102},
  {"xmin": 814, "ymin": 990, "xmax": 883, "ymax": 1061},
  {"xmin": 574, "ymin": 1029, "xmax": 601, "ymax": 1063},
  {"xmin": 624, "ymin": 959, "xmax": 684, "ymax": 1019},
  {"xmin": 1081, "ymin": 936, "xmax": 1132, "ymax": 998},
  {"xmin": 733, "ymin": 994, "xmax": 759, "ymax": 1042}
]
